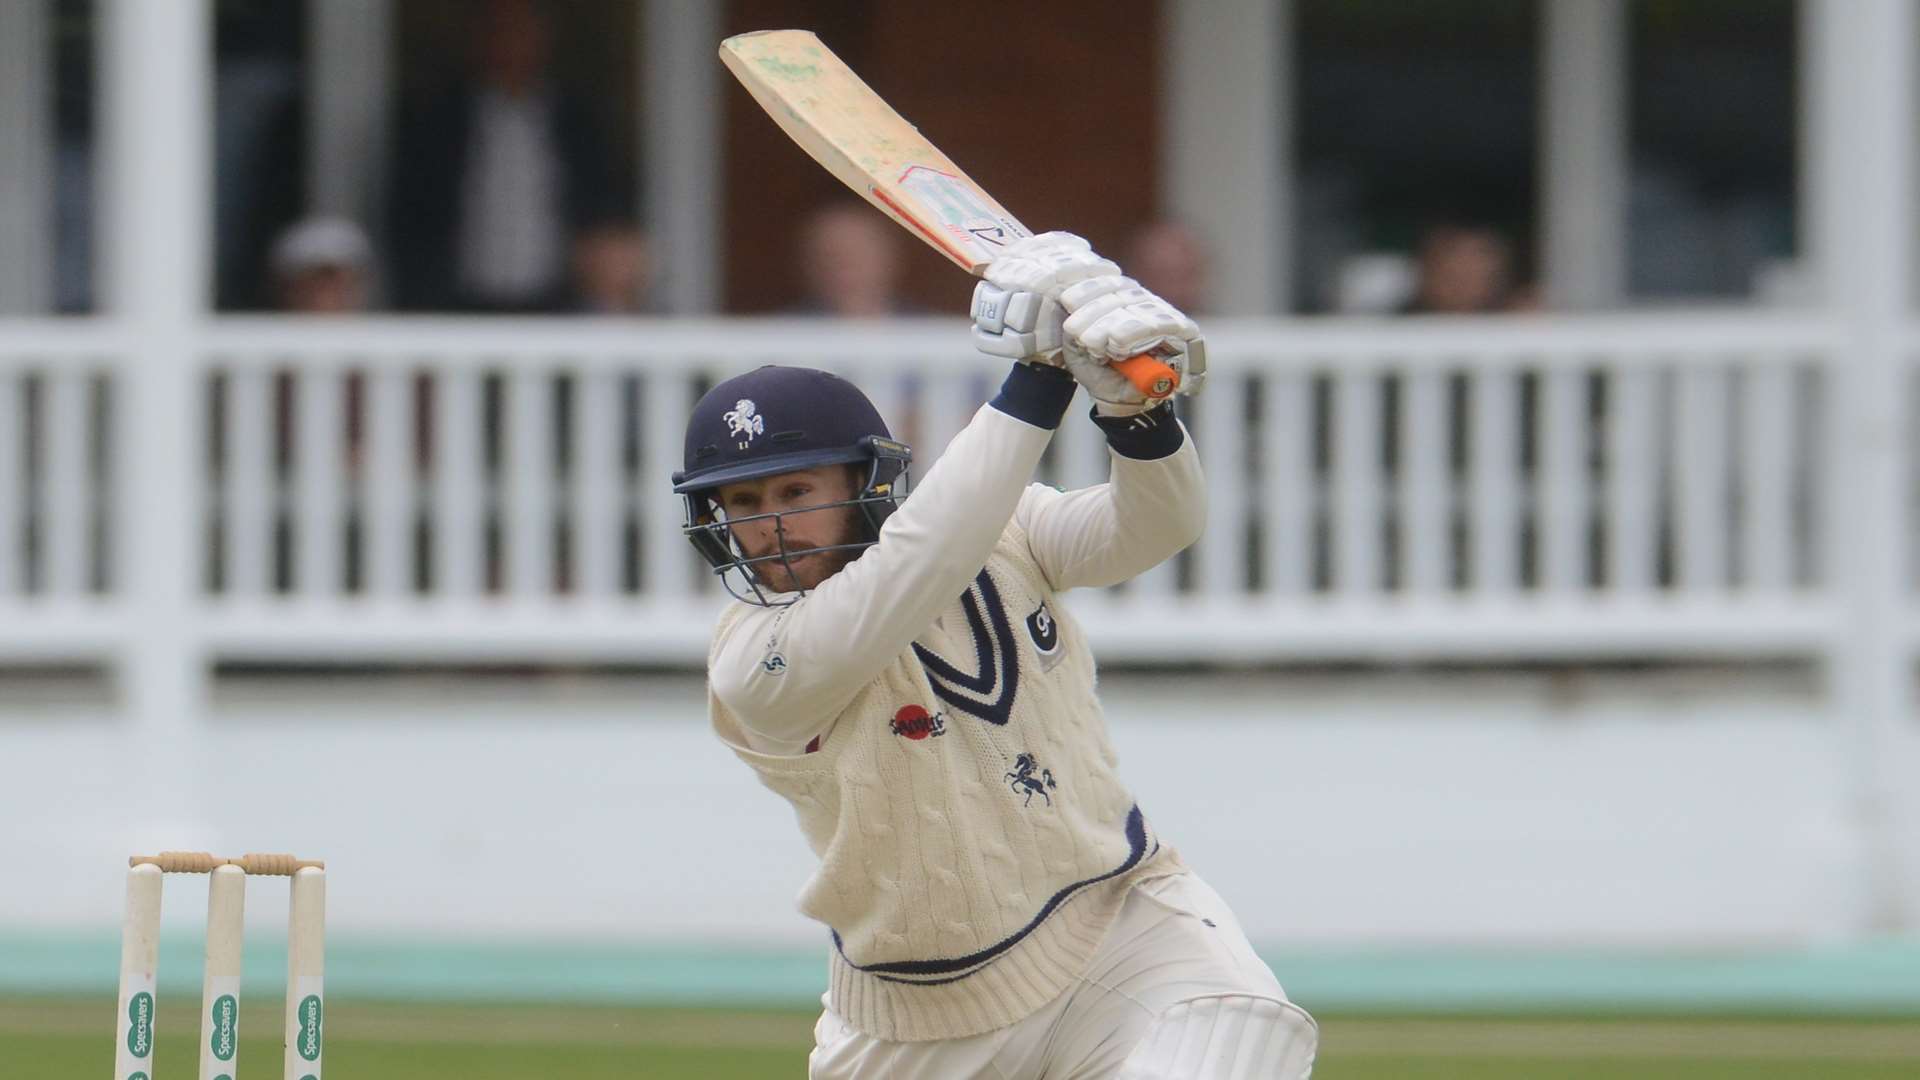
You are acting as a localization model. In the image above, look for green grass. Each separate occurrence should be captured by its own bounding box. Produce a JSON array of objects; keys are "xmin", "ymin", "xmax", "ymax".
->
[
  {"xmin": 1318, "ymin": 1060, "xmax": 1920, "ymax": 1079},
  {"xmin": 13, "ymin": 996, "xmax": 1920, "ymax": 1078}
]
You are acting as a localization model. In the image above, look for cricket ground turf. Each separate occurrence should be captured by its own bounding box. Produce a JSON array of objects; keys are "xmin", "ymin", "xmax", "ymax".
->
[{"xmin": 9, "ymin": 996, "xmax": 1920, "ymax": 1078}]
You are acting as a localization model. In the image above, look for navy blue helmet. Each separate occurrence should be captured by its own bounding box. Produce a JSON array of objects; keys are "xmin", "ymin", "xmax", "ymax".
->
[{"xmin": 672, "ymin": 365, "xmax": 911, "ymax": 605}]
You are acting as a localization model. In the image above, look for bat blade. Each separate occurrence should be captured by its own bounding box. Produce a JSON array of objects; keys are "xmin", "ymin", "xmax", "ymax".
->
[
  {"xmin": 720, "ymin": 29, "xmax": 1180, "ymax": 400},
  {"xmin": 719, "ymin": 29, "xmax": 1028, "ymax": 274}
]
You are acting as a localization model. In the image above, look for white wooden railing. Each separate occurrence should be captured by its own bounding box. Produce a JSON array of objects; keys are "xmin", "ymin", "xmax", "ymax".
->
[{"xmin": 0, "ymin": 314, "xmax": 1866, "ymax": 666}]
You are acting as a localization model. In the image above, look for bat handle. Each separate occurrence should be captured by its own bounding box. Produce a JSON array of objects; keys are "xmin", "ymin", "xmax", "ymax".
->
[{"xmin": 1113, "ymin": 354, "xmax": 1180, "ymax": 400}]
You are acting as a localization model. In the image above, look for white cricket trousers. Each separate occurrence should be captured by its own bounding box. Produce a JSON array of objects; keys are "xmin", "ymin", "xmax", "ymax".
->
[{"xmin": 808, "ymin": 871, "xmax": 1318, "ymax": 1079}]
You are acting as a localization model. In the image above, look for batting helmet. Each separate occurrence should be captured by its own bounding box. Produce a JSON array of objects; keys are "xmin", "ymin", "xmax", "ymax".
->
[{"xmin": 672, "ymin": 365, "xmax": 912, "ymax": 605}]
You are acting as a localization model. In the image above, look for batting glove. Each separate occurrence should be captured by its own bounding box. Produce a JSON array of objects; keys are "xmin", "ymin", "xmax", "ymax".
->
[
  {"xmin": 982, "ymin": 232, "xmax": 1121, "ymax": 298},
  {"xmin": 971, "ymin": 280, "xmax": 1068, "ymax": 365}
]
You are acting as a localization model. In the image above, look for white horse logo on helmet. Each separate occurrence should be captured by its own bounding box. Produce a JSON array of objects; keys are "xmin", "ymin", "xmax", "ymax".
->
[{"xmin": 724, "ymin": 399, "xmax": 766, "ymax": 448}]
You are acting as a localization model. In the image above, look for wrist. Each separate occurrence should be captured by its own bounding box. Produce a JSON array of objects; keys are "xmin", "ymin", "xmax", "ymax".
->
[
  {"xmin": 1090, "ymin": 401, "xmax": 1183, "ymax": 459},
  {"xmin": 990, "ymin": 362, "xmax": 1078, "ymax": 430}
]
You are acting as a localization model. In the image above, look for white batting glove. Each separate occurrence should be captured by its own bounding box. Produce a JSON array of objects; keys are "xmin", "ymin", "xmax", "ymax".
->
[
  {"xmin": 982, "ymin": 232, "xmax": 1120, "ymax": 298},
  {"xmin": 977, "ymin": 232, "xmax": 1207, "ymax": 408},
  {"xmin": 973, "ymin": 233, "xmax": 1113, "ymax": 365},
  {"xmin": 1061, "ymin": 339, "xmax": 1156, "ymax": 414},
  {"xmin": 974, "ymin": 281, "xmax": 1201, "ymax": 413},
  {"xmin": 1060, "ymin": 277, "xmax": 1202, "ymax": 363},
  {"xmin": 971, "ymin": 280, "xmax": 1067, "ymax": 364},
  {"xmin": 1060, "ymin": 277, "xmax": 1207, "ymax": 413}
]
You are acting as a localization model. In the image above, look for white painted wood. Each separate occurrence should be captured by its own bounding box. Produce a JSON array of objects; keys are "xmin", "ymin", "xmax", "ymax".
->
[
  {"xmin": 37, "ymin": 370, "xmax": 89, "ymax": 596},
  {"xmin": 364, "ymin": 368, "xmax": 412, "ymax": 596},
  {"xmin": 1675, "ymin": 364, "xmax": 1731, "ymax": 590},
  {"xmin": 1805, "ymin": 0, "xmax": 1920, "ymax": 932},
  {"xmin": 1263, "ymin": 371, "xmax": 1313, "ymax": 596},
  {"xmin": 103, "ymin": 0, "xmax": 211, "ymax": 787},
  {"xmin": 0, "ymin": 0, "xmax": 50, "ymax": 313},
  {"xmin": 1540, "ymin": 0, "xmax": 1627, "ymax": 308},
  {"xmin": 1054, "ymin": 398, "xmax": 1106, "ymax": 494},
  {"xmin": 920, "ymin": 374, "xmax": 976, "ymax": 476},
  {"xmin": 1333, "ymin": 369, "xmax": 1382, "ymax": 593},
  {"xmin": 1471, "ymin": 367, "xmax": 1520, "ymax": 593},
  {"xmin": 433, "ymin": 370, "xmax": 484, "ymax": 598},
  {"xmin": 641, "ymin": 371, "xmax": 690, "ymax": 599},
  {"xmin": 38, "ymin": 0, "xmax": 1912, "ymax": 943},
  {"xmin": 1604, "ymin": 365, "xmax": 1659, "ymax": 593},
  {"xmin": 1167, "ymin": 0, "xmax": 1286, "ymax": 313},
  {"xmin": 223, "ymin": 368, "xmax": 272, "ymax": 596},
  {"xmin": 1130, "ymin": 547, "xmax": 1180, "ymax": 598},
  {"xmin": 0, "ymin": 321, "xmax": 1898, "ymax": 676},
  {"xmin": 643, "ymin": 0, "xmax": 721, "ymax": 313},
  {"xmin": 1401, "ymin": 368, "xmax": 1449, "ymax": 594},
  {"xmin": 508, "ymin": 368, "xmax": 553, "ymax": 598},
  {"xmin": 296, "ymin": 366, "xmax": 343, "ymax": 596},
  {"xmin": 1741, "ymin": 361, "xmax": 1796, "ymax": 591},
  {"xmin": 0, "ymin": 372, "xmax": 19, "ymax": 595},
  {"xmin": 1200, "ymin": 376, "xmax": 1249, "ymax": 594},
  {"xmin": 574, "ymin": 368, "xmax": 622, "ymax": 597},
  {"xmin": 1540, "ymin": 366, "xmax": 1589, "ymax": 592}
]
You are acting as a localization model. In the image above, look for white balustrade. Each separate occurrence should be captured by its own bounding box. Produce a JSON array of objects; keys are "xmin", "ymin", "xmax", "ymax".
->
[{"xmin": 0, "ymin": 314, "xmax": 1863, "ymax": 664}]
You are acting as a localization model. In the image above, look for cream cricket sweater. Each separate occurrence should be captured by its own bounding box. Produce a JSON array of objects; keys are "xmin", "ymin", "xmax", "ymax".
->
[{"xmin": 706, "ymin": 364, "xmax": 1204, "ymax": 1042}]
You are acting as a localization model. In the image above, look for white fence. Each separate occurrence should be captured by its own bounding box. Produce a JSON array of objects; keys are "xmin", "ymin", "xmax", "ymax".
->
[
  {"xmin": 6, "ymin": 312, "xmax": 1920, "ymax": 936},
  {"xmin": 0, "ymin": 314, "xmax": 1867, "ymax": 665}
]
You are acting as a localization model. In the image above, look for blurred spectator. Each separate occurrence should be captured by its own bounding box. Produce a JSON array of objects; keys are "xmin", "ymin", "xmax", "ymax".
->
[
  {"xmin": 790, "ymin": 204, "xmax": 931, "ymax": 444},
  {"xmin": 270, "ymin": 217, "xmax": 374, "ymax": 314},
  {"xmin": 569, "ymin": 220, "xmax": 655, "ymax": 313},
  {"xmin": 1404, "ymin": 220, "xmax": 1535, "ymax": 314},
  {"xmin": 389, "ymin": 0, "xmax": 624, "ymax": 312},
  {"xmin": 1125, "ymin": 221, "xmax": 1213, "ymax": 315},
  {"xmin": 1333, "ymin": 254, "xmax": 1420, "ymax": 314},
  {"xmin": 793, "ymin": 204, "xmax": 919, "ymax": 316}
]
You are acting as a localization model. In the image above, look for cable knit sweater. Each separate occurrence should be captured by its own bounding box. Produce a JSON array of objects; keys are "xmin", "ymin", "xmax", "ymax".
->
[{"xmin": 706, "ymin": 364, "xmax": 1204, "ymax": 1041}]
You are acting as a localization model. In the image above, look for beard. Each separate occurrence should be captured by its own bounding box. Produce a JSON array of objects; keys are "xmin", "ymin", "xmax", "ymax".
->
[{"xmin": 745, "ymin": 513, "xmax": 868, "ymax": 593}]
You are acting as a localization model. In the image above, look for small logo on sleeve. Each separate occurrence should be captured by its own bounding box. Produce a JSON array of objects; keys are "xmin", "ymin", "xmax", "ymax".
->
[
  {"xmin": 890, "ymin": 705, "xmax": 947, "ymax": 740},
  {"xmin": 760, "ymin": 612, "xmax": 787, "ymax": 675},
  {"xmin": 1026, "ymin": 602, "xmax": 1063, "ymax": 671}
]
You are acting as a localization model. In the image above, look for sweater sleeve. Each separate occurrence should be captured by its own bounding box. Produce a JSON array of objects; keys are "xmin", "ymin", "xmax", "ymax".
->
[
  {"xmin": 1012, "ymin": 403, "xmax": 1206, "ymax": 593},
  {"xmin": 710, "ymin": 364, "xmax": 1077, "ymax": 749}
]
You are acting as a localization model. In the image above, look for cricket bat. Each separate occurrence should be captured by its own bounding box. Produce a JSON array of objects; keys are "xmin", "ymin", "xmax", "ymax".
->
[{"xmin": 720, "ymin": 29, "xmax": 1182, "ymax": 400}]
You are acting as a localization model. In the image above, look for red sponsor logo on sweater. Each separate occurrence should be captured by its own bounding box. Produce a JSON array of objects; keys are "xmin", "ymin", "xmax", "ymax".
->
[{"xmin": 890, "ymin": 705, "xmax": 946, "ymax": 740}]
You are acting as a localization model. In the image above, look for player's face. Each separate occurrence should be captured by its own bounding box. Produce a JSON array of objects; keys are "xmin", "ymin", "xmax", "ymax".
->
[{"xmin": 715, "ymin": 466, "xmax": 864, "ymax": 593}]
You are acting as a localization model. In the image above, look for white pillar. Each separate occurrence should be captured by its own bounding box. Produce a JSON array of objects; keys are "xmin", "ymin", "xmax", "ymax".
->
[
  {"xmin": 1805, "ymin": 0, "xmax": 1920, "ymax": 933},
  {"xmin": 101, "ymin": 0, "xmax": 209, "ymax": 802},
  {"xmin": 307, "ymin": 0, "xmax": 392, "ymax": 225},
  {"xmin": 1165, "ymin": 0, "xmax": 1287, "ymax": 313},
  {"xmin": 1539, "ymin": 0, "xmax": 1628, "ymax": 308},
  {"xmin": 0, "ymin": 0, "xmax": 52, "ymax": 313},
  {"xmin": 642, "ymin": 0, "xmax": 722, "ymax": 313}
]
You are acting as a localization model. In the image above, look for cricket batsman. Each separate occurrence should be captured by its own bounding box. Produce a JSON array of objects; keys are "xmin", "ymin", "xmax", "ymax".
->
[{"xmin": 674, "ymin": 233, "xmax": 1317, "ymax": 1078}]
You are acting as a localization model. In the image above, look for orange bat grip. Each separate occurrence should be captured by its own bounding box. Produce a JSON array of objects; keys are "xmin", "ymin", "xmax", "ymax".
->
[{"xmin": 1112, "ymin": 354, "xmax": 1180, "ymax": 400}]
